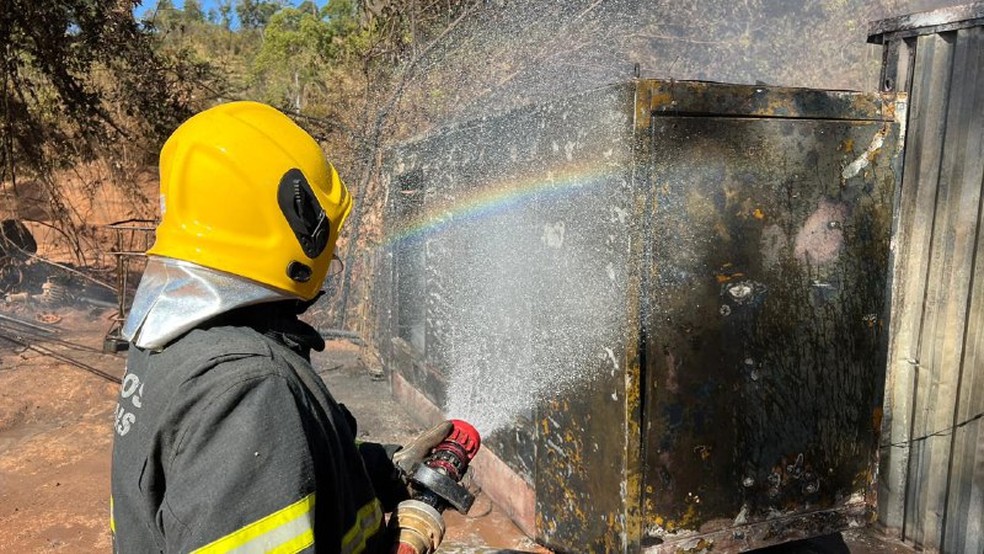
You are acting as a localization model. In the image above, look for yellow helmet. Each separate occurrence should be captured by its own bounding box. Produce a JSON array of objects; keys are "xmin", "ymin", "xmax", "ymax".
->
[{"xmin": 149, "ymin": 101, "xmax": 352, "ymax": 300}]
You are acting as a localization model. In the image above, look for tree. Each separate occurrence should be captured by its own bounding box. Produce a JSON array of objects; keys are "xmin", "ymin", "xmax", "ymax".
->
[
  {"xmin": 217, "ymin": 0, "xmax": 234, "ymax": 29},
  {"xmin": 247, "ymin": 0, "xmax": 390, "ymax": 117},
  {"xmin": 183, "ymin": 0, "xmax": 205, "ymax": 23},
  {"xmin": 236, "ymin": 0, "xmax": 280, "ymax": 30},
  {"xmin": 156, "ymin": 0, "xmax": 177, "ymax": 12},
  {"xmin": 252, "ymin": 6, "xmax": 339, "ymax": 111},
  {"xmin": 297, "ymin": 0, "xmax": 319, "ymax": 17},
  {"xmin": 0, "ymin": 0, "xmax": 212, "ymax": 263}
]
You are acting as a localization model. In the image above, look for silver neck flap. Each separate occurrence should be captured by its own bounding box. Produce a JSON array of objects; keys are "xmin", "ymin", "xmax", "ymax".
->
[{"xmin": 122, "ymin": 257, "xmax": 293, "ymax": 350}]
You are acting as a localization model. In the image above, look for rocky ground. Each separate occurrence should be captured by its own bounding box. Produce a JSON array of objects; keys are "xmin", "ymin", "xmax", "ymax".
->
[{"xmin": 0, "ymin": 303, "xmax": 916, "ymax": 554}]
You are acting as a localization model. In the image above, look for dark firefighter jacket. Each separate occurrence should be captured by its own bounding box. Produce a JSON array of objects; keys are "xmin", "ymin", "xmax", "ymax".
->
[{"xmin": 111, "ymin": 304, "xmax": 401, "ymax": 554}]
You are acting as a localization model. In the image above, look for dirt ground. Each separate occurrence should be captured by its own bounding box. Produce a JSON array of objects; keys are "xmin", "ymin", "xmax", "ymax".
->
[
  {"xmin": 0, "ymin": 303, "xmax": 916, "ymax": 554},
  {"xmin": 0, "ymin": 306, "xmax": 120, "ymax": 553}
]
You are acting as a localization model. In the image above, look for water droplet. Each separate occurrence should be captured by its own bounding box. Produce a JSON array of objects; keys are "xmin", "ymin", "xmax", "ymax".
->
[
  {"xmin": 727, "ymin": 283, "xmax": 753, "ymax": 301},
  {"xmin": 767, "ymin": 471, "xmax": 781, "ymax": 487},
  {"xmin": 723, "ymin": 280, "xmax": 766, "ymax": 305}
]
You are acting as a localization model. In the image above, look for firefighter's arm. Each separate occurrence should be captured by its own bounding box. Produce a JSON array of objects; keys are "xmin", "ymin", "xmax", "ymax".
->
[
  {"xmin": 352, "ymin": 419, "xmax": 453, "ymax": 512},
  {"xmin": 161, "ymin": 372, "xmax": 318, "ymax": 553},
  {"xmin": 333, "ymin": 402, "xmax": 406, "ymax": 511}
]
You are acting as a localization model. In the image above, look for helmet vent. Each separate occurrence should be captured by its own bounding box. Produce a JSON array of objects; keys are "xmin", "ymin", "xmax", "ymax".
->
[
  {"xmin": 286, "ymin": 261, "xmax": 313, "ymax": 282},
  {"xmin": 278, "ymin": 168, "xmax": 331, "ymax": 259}
]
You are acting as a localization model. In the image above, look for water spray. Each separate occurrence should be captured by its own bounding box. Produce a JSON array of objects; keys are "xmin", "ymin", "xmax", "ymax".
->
[{"xmin": 389, "ymin": 419, "xmax": 481, "ymax": 554}]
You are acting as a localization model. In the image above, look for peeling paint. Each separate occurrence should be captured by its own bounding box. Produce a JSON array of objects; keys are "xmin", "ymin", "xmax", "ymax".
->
[
  {"xmin": 841, "ymin": 128, "xmax": 886, "ymax": 180},
  {"xmin": 604, "ymin": 347, "xmax": 620, "ymax": 373}
]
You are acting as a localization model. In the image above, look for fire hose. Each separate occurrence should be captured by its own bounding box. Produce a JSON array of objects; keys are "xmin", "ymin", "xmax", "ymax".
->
[{"xmin": 390, "ymin": 419, "xmax": 481, "ymax": 554}]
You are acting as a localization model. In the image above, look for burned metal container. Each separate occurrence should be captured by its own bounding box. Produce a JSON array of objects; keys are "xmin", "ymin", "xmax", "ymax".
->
[{"xmin": 376, "ymin": 80, "xmax": 904, "ymax": 552}]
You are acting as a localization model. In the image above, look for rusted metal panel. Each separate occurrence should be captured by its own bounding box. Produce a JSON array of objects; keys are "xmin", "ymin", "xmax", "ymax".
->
[
  {"xmin": 640, "ymin": 80, "xmax": 898, "ymax": 122},
  {"xmin": 378, "ymin": 80, "xmax": 903, "ymax": 553},
  {"xmin": 639, "ymin": 85, "xmax": 901, "ymax": 552},
  {"xmin": 870, "ymin": 7, "xmax": 984, "ymax": 551},
  {"xmin": 381, "ymin": 83, "xmax": 641, "ymax": 552},
  {"xmin": 514, "ymin": 83, "xmax": 641, "ymax": 553}
]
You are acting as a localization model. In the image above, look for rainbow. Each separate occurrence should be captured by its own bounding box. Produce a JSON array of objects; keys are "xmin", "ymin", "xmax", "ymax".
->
[{"xmin": 381, "ymin": 162, "xmax": 621, "ymax": 246}]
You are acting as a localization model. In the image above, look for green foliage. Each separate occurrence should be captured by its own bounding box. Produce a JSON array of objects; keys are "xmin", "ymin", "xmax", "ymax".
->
[
  {"xmin": 0, "ymin": 0, "xmax": 207, "ymax": 173},
  {"xmin": 183, "ymin": 0, "xmax": 205, "ymax": 23},
  {"xmin": 217, "ymin": 1, "xmax": 234, "ymax": 29},
  {"xmin": 251, "ymin": 7, "xmax": 332, "ymax": 110},
  {"xmin": 236, "ymin": 0, "xmax": 281, "ymax": 29}
]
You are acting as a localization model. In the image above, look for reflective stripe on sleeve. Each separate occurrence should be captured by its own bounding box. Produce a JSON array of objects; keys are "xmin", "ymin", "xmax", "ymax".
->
[
  {"xmin": 340, "ymin": 498, "xmax": 383, "ymax": 554},
  {"xmin": 191, "ymin": 493, "xmax": 315, "ymax": 554},
  {"xmin": 110, "ymin": 496, "xmax": 115, "ymax": 534}
]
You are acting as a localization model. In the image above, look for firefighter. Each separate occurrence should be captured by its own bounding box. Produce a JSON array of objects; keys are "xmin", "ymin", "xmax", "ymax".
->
[{"xmin": 110, "ymin": 101, "xmax": 449, "ymax": 553}]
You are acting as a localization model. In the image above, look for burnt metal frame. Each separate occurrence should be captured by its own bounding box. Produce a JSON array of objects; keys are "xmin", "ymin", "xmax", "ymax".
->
[
  {"xmin": 868, "ymin": 2, "xmax": 984, "ymax": 93},
  {"xmin": 103, "ymin": 218, "xmax": 156, "ymax": 354}
]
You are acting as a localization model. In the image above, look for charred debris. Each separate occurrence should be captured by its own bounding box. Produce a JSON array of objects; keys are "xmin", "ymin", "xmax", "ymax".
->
[{"xmin": 0, "ymin": 218, "xmax": 127, "ymax": 383}]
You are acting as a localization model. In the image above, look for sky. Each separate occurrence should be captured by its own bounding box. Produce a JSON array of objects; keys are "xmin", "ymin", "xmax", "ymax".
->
[{"xmin": 133, "ymin": 0, "xmax": 329, "ymax": 24}]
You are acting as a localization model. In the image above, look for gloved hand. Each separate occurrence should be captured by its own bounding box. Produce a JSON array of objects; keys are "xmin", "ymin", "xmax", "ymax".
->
[
  {"xmin": 393, "ymin": 420, "xmax": 454, "ymax": 476},
  {"xmin": 355, "ymin": 420, "xmax": 453, "ymax": 512}
]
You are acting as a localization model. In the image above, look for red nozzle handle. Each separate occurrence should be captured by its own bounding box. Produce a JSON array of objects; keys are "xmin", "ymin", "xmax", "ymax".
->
[{"xmin": 446, "ymin": 419, "xmax": 481, "ymax": 461}]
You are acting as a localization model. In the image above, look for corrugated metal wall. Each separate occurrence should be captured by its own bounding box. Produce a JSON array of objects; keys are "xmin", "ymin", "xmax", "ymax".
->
[{"xmin": 870, "ymin": 4, "xmax": 984, "ymax": 552}]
